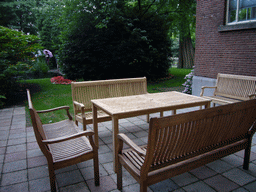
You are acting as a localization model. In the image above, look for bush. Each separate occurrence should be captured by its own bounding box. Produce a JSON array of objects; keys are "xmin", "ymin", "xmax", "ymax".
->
[
  {"xmin": 0, "ymin": 26, "xmax": 43, "ymax": 106},
  {"xmin": 31, "ymin": 57, "xmax": 49, "ymax": 78},
  {"xmin": 59, "ymin": 3, "xmax": 171, "ymax": 81}
]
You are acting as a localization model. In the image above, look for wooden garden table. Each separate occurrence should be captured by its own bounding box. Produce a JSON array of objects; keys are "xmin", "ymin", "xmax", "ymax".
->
[{"xmin": 91, "ymin": 91, "xmax": 211, "ymax": 172}]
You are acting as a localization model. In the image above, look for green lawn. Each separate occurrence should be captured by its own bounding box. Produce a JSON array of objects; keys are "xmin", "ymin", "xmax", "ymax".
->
[
  {"xmin": 25, "ymin": 68, "xmax": 192, "ymax": 125},
  {"xmin": 147, "ymin": 68, "xmax": 192, "ymax": 92}
]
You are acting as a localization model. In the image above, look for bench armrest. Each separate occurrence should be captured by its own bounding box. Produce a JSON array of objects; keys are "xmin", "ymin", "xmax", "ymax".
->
[
  {"xmin": 73, "ymin": 101, "xmax": 85, "ymax": 109},
  {"xmin": 37, "ymin": 106, "xmax": 72, "ymax": 120},
  {"xmin": 42, "ymin": 130, "xmax": 95, "ymax": 144},
  {"xmin": 118, "ymin": 133, "xmax": 146, "ymax": 156},
  {"xmin": 200, "ymin": 86, "xmax": 217, "ymax": 96}
]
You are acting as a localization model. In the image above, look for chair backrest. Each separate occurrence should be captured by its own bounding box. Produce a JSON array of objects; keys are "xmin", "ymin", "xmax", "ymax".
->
[
  {"xmin": 143, "ymin": 99, "xmax": 256, "ymax": 174},
  {"xmin": 71, "ymin": 77, "xmax": 147, "ymax": 111},
  {"xmin": 27, "ymin": 90, "xmax": 47, "ymax": 141},
  {"xmin": 215, "ymin": 73, "xmax": 256, "ymax": 100}
]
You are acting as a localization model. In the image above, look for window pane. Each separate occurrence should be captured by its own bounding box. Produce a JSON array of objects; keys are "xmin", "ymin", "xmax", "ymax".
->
[
  {"xmin": 238, "ymin": 8, "xmax": 247, "ymax": 21},
  {"xmin": 240, "ymin": 0, "xmax": 256, "ymax": 9},
  {"xmin": 229, "ymin": 0, "xmax": 237, "ymax": 10},
  {"xmin": 229, "ymin": 0, "xmax": 237, "ymax": 22},
  {"xmin": 252, "ymin": 7, "xmax": 256, "ymax": 18}
]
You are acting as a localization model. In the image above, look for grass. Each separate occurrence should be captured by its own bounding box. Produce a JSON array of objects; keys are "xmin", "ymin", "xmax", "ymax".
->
[
  {"xmin": 24, "ymin": 67, "xmax": 192, "ymax": 125},
  {"xmin": 147, "ymin": 68, "xmax": 192, "ymax": 92}
]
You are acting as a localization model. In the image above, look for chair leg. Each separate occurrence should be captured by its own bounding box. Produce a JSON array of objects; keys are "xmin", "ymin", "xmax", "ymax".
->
[
  {"xmin": 117, "ymin": 161, "xmax": 123, "ymax": 190},
  {"xmin": 48, "ymin": 166, "xmax": 57, "ymax": 192},
  {"xmin": 94, "ymin": 153, "xmax": 100, "ymax": 186},
  {"xmin": 140, "ymin": 181, "xmax": 148, "ymax": 192},
  {"xmin": 243, "ymin": 138, "xmax": 252, "ymax": 170},
  {"xmin": 146, "ymin": 114, "xmax": 150, "ymax": 123}
]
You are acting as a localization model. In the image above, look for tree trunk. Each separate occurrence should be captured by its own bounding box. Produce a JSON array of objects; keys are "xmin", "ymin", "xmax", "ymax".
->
[{"xmin": 178, "ymin": 34, "xmax": 194, "ymax": 68}]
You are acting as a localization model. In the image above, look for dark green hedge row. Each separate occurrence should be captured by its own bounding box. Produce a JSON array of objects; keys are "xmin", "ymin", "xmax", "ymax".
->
[{"xmin": 60, "ymin": 6, "xmax": 171, "ymax": 81}]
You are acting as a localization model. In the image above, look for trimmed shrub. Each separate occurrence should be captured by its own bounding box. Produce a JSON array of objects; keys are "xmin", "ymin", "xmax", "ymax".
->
[{"xmin": 59, "ymin": 5, "xmax": 171, "ymax": 81}]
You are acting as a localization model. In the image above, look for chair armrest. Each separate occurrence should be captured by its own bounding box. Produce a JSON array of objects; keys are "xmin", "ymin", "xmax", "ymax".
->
[
  {"xmin": 37, "ymin": 106, "xmax": 72, "ymax": 120},
  {"xmin": 42, "ymin": 130, "xmax": 95, "ymax": 144},
  {"xmin": 118, "ymin": 133, "xmax": 146, "ymax": 156},
  {"xmin": 249, "ymin": 94, "xmax": 256, "ymax": 99},
  {"xmin": 200, "ymin": 86, "xmax": 217, "ymax": 96}
]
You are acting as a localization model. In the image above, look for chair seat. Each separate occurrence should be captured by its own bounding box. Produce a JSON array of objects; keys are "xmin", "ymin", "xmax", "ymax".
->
[
  {"xmin": 49, "ymin": 137, "xmax": 93, "ymax": 163},
  {"xmin": 43, "ymin": 119, "xmax": 93, "ymax": 162}
]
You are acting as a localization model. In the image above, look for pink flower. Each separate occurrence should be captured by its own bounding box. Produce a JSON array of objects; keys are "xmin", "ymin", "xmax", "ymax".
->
[{"xmin": 51, "ymin": 76, "xmax": 74, "ymax": 84}]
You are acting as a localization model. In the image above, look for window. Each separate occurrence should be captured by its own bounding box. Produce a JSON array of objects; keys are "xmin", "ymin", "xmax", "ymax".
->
[{"xmin": 227, "ymin": 0, "xmax": 256, "ymax": 24}]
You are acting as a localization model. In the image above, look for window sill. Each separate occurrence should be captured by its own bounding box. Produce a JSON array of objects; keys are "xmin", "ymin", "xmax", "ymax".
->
[{"xmin": 218, "ymin": 22, "xmax": 256, "ymax": 32}]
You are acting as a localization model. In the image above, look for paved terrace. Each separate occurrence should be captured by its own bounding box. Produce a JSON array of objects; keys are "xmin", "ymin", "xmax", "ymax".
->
[{"xmin": 0, "ymin": 106, "xmax": 256, "ymax": 192}]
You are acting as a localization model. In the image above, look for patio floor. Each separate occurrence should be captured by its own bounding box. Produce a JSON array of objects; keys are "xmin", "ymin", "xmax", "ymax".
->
[{"xmin": 0, "ymin": 106, "xmax": 256, "ymax": 192}]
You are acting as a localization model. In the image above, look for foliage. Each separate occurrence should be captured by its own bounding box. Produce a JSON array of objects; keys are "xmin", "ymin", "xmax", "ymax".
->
[
  {"xmin": 59, "ymin": 0, "xmax": 172, "ymax": 81},
  {"xmin": 34, "ymin": 0, "xmax": 65, "ymax": 53},
  {"xmin": 182, "ymin": 67, "xmax": 194, "ymax": 94},
  {"xmin": 0, "ymin": 0, "xmax": 37, "ymax": 35},
  {"xmin": 0, "ymin": 95, "xmax": 6, "ymax": 108},
  {"xmin": 0, "ymin": 26, "xmax": 43, "ymax": 105},
  {"xmin": 31, "ymin": 57, "xmax": 49, "ymax": 78}
]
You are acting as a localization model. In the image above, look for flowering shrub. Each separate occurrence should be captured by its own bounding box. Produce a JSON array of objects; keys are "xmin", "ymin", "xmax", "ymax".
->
[
  {"xmin": 182, "ymin": 68, "xmax": 194, "ymax": 94},
  {"xmin": 51, "ymin": 76, "xmax": 74, "ymax": 85}
]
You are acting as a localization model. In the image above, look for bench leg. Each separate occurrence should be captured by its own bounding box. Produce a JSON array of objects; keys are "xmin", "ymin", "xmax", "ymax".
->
[
  {"xmin": 140, "ymin": 181, "xmax": 148, "ymax": 192},
  {"xmin": 243, "ymin": 138, "xmax": 252, "ymax": 170}
]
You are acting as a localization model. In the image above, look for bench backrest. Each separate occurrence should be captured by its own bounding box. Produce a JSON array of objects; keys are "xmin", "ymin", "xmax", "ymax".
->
[
  {"xmin": 143, "ymin": 99, "xmax": 256, "ymax": 174},
  {"xmin": 215, "ymin": 73, "xmax": 256, "ymax": 100},
  {"xmin": 71, "ymin": 77, "xmax": 147, "ymax": 111}
]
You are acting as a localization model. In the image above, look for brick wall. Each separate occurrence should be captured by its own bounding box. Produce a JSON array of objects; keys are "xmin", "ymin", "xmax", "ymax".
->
[{"xmin": 194, "ymin": 0, "xmax": 256, "ymax": 79}]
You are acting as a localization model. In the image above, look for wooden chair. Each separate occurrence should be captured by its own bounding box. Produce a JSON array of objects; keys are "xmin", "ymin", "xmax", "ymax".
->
[
  {"xmin": 27, "ymin": 89, "xmax": 99, "ymax": 192},
  {"xmin": 117, "ymin": 99, "xmax": 256, "ymax": 192}
]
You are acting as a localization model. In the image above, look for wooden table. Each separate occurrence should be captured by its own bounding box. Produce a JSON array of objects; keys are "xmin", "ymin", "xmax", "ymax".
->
[{"xmin": 91, "ymin": 91, "xmax": 211, "ymax": 172}]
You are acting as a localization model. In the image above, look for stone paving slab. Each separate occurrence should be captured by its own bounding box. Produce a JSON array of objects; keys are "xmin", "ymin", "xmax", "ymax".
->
[{"xmin": 0, "ymin": 106, "xmax": 256, "ymax": 192}]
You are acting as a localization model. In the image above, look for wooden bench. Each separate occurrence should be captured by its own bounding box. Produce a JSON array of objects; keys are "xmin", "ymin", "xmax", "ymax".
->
[
  {"xmin": 27, "ymin": 89, "xmax": 99, "ymax": 192},
  {"xmin": 71, "ymin": 77, "xmax": 149, "ymax": 130},
  {"xmin": 117, "ymin": 99, "xmax": 256, "ymax": 192},
  {"xmin": 200, "ymin": 73, "xmax": 256, "ymax": 106}
]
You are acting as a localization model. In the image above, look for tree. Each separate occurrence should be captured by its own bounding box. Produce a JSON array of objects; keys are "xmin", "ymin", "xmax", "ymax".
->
[
  {"xmin": 176, "ymin": 0, "xmax": 196, "ymax": 69},
  {"xmin": 0, "ymin": 0, "xmax": 37, "ymax": 35},
  {"xmin": 96, "ymin": 0, "xmax": 196, "ymax": 69},
  {"xmin": 34, "ymin": 0, "xmax": 65, "ymax": 53},
  {"xmin": 0, "ymin": 26, "xmax": 43, "ymax": 104},
  {"xmin": 58, "ymin": 0, "xmax": 172, "ymax": 81}
]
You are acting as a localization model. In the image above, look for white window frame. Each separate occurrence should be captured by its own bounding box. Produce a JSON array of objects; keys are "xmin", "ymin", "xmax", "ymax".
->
[{"xmin": 226, "ymin": 0, "xmax": 256, "ymax": 25}]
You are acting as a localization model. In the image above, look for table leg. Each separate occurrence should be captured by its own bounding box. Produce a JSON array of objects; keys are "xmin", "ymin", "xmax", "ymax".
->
[
  {"xmin": 112, "ymin": 116, "xmax": 119, "ymax": 173},
  {"xmin": 205, "ymin": 101, "xmax": 211, "ymax": 109},
  {"xmin": 92, "ymin": 104, "xmax": 99, "ymax": 147}
]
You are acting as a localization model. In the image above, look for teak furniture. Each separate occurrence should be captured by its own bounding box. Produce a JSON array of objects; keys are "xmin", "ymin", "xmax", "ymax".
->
[
  {"xmin": 91, "ymin": 91, "xmax": 211, "ymax": 172},
  {"xmin": 27, "ymin": 89, "xmax": 99, "ymax": 192},
  {"xmin": 200, "ymin": 73, "xmax": 256, "ymax": 105},
  {"xmin": 71, "ymin": 77, "xmax": 148, "ymax": 131},
  {"xmin": 117, "ymin": 99, "xmax": 256, "ymax": 192}
]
